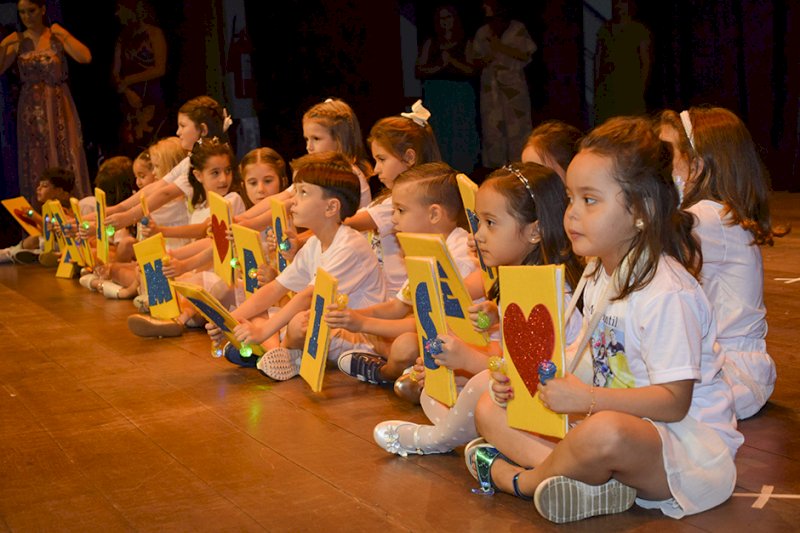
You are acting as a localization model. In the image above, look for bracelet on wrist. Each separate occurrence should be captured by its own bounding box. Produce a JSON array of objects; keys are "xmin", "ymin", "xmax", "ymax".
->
[{"xmin": 586, "ymin": 386, "xmax": 596, "ymax": 417}]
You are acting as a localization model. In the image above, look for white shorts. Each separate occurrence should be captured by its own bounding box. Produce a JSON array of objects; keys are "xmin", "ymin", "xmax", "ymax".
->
[
  {"xmin": 719, "ymin": 338, "xmax": 775, "ymax": 420},
  {"xmin": 636, "ymin": 415, "xmax": 736, "ymax": 518}
]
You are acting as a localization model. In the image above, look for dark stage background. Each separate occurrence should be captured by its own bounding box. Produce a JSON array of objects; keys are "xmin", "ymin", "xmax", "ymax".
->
[{"xmin": 1, "ymin": 0, "xmax": 798, "ymax": 246}]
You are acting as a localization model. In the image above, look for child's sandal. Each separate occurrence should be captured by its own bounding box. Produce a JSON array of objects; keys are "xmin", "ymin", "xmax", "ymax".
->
[
  {"xmin": 465, "ymin": 437, "xmax": 503, "ymax": 495},
  {"xmin": 512, "ymin": 471, "xmax": 533, "ymax": 501}
]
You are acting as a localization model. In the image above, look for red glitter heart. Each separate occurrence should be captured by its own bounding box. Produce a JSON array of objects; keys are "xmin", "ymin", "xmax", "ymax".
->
[
  {"xmin": 14, "ymin": 208, "xmax": 36, "ymax": 226},
  {"xmin": 503, "ymin": 303, "xmax": 555, "ymax": 397},
  {"xmin": 210, "ymin": 214, "xmax": 229, "ymax": 261}
]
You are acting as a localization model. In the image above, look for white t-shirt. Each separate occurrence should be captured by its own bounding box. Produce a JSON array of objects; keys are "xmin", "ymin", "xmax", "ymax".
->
[
  {"xmin": 163, "ymin": 157, "xmax": 193, "ymax": 199},
  {"xmin": 148, "ymin": 196, "xmax": 191, "ymax": 250},
  {"xmin": 396, "ymin": 227, "xmax": 477, "ymax": 304},
  {"xmin": 583, "ymin": 256, "xmax": 743, "ymax": 456},
  {"xmin": 276, "ymin": 224, "xmax": 386, "ymax": 309},
  {"xmin": 688, "ymin": 200, "xmax": 767, "ymax": 344},
  {"xmin": 190, "ymin": 192, "xmax": 246, "ymax": 224},
  {"xmin": 364, "ymin": 195, "xmax": 406, "ymax": 294}
]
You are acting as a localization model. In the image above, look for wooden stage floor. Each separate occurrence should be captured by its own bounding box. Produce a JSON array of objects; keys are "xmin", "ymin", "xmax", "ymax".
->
[{"xmin": 1, "ymin": 193, "xmax": 799, "ymax": 532}]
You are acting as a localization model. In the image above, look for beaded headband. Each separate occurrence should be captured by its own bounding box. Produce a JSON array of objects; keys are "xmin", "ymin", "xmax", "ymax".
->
[
  {"xmin": 503, "ymin": 164, "xmax": 536, "ymax": 204},
  {"xmin": 679, "ymin": 110, "xmax": 695, "ymax": 150}
]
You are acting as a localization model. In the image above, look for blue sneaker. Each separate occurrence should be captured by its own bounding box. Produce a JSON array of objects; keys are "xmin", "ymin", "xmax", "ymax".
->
[
  {"xmin": 337, "ymin": 350, "xmax": 391, "ymax": 386},
  {"xmin": 224, "ymin": 342, "xmax": 259, "ymax": 368}
]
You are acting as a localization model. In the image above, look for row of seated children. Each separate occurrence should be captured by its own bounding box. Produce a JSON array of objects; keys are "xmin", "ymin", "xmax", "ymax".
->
[{"xmin": 2, "ymin": 93, "xmax": 780, "ymax": 525}]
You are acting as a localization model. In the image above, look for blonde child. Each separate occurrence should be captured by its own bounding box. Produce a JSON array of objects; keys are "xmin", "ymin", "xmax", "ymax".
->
[
  {"xmin": 326, "ymin": 162, "xmax": 477, "ymax": 386},
  {"xmin": 373, "ymin": 162, "xmax": 584, "ymax": 456},
  {"xmin": 210, "ymin": 152, "xmax": 386, "ymax": 379},
  {"xmin": 657, "ymin": 106, "xmax": 779, "ymax": 419},
  {"xmin": 128, "ymin": 137, "xmax": 247, "ymax": 337},
  {"xmin": 473, "ymin": 117, "xmax": 742, "ymax": 524},
  {"xmin": 521, "ymin": 120, "xmax": 583, "ymax": 181},
  {"xmin": 105, "ymin": 96, "xmax": 229, "ymax": 229},
  {"xmin": 344, "ymin": 102, "xmax": 442, "ymax": 293},
  {"xmin": 143, "ymin": 137, "xmax": 192, "ymax": 250}
]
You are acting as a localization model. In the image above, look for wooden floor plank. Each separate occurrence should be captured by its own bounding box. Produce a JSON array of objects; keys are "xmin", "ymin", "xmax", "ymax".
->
[{"xmin": 1, "ymin": 193, "xmax": 799, "ymax": 531}]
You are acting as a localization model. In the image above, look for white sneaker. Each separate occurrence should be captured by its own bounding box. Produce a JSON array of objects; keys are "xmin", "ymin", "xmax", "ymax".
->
[
  {"xmin": 534, "ymin": 476, "xmax": 636, "ymax": 523},
  {"xmin": 256, "ymin": 347, "xmax": 301, "ymax": 381}
]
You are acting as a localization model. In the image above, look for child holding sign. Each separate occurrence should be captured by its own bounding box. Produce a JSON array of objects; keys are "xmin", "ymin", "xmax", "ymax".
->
[
  {"xmin": 475, "ymin": 117, "xmax": 741, "ymax": 524},
  {"xmin": 373, "ymin": 163, "xmax": 583, "ymax": 456}
]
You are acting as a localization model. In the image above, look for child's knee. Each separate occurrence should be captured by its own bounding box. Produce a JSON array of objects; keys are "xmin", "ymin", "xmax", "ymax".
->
[
  {"xmin": 570, "ymin": 411, "xmax": 630, "ymax": 461},
  {"xmin": 474, "ymin": 393, "xmax": 503, "ymax": 436},
  {"xmin": 389, "ymin": 332, "xmax": 419, "ymax": 365}
]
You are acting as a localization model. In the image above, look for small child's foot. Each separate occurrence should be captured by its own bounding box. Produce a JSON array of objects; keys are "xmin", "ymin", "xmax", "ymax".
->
[
  {"xmin": 257, "ymin": 347, "xmax": 301, "ymax": 381},
  {"xmin": 127, "ymin": 314, "xmax": 183, "ymax": 338},
  {"xmin": 533, "ymin": 476, "xmax": 637, "ymax": 523},
  {"xmin": 337, "ymin": 351, "xmax": 391, "ymax": 386},
  {"xmin": 38, "ymin": 251, "xmax": 60, "ymax": 268},
  {"xmin": 393, "ymin": 370, "xmax": 423, "ymax": 404}
]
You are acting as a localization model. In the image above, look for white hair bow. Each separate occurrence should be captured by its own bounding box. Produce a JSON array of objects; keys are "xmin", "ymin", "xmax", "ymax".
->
[{"xmin": 401, "ymin": 100, "xmax": 431, "ymax": 127}]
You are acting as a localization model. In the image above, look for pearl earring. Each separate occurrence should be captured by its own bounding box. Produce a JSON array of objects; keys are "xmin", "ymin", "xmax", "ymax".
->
[{"xmin": 635, "ymin": 219, "xmax": 645, "ymax": 231}]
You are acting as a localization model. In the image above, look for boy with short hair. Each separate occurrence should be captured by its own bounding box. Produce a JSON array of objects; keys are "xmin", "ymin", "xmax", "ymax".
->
[
  {"xmin": 325, "ymin": 162, "xmax": 480, "ymax": 386},
  {"xmin": 209, "ymin": 151, "xmax": 386, "ymax": 380},
  {"xmin": 1, "ymin": 167, "xmax": 75, "ymax": 265}
]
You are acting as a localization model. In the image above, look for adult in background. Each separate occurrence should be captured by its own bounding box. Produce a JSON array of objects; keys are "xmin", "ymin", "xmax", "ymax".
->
[
  {"xmin": 415, "ymin": 4, "xmax": 479, "ymax": 174},
  {"xmin": 593, "ymin": 0, "xmax": 651, "ymax": 125},
  {"xmin": 113, "ymin": 0, "xmax": 166, "ymax": 157},
  {"xmin": 472, "ymin": 0, "xmax": 535, "ymax": 168},
  {"xmin": 0, "ymin": 0, "xmax": 91, "ymax": 204}
]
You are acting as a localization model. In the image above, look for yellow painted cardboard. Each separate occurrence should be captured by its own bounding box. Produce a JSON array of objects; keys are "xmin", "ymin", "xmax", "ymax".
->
[
  {"xmin": 40, "ymin": 201, "xmax": 56, "ymax": 253},
  {"xmin": 396, "ymin": 232, "xmax": 487, "ymax": 347},
  {"xmin": 172, "ymin": 281, "xmax": 265, "ymax": 358},
  {"xmin": 140, "ymin": 193, "xmax": 150, "ymax": 219},
  {"xmin": 208, "ymin": 191, "xmax": 234, "ymax": 286},
  {"xmin": 2, "ymin": 196, "xmax": 40, "ymax": 237},
  {"xmin": 47, "ymin": 200, "xmax": 84, "ymax": 267},
  {"xmin": 232, "ymin": 223, "xmax": 266, "ymax": 299},
  {"xmin": 500, "ymin": 265, "xmax": 568, "ymax": 438},
  {"xmin": 406, "ymin": 257, "xmax": 458, "ymax": 407},
  {"xmin": 70, "ymin": 197, "xmax": 95, "ymax": 269},
  {"xmin": 95, "ymin": 188, "xmax": 110, "ymax": 264},
  {"xmin": 133, "ymin": 234, "xmax": 181, "ymax": 320},
  {"xmin": 299, "ymin": 268, "xmax": 338, "ymax": 393},
  {"xmin": 270, "ymin": 198, "xmax": 291, "ymax": 273},
  {"xmin": 456, "ymin": 173, "xmax": 497, "ymax": 293}
]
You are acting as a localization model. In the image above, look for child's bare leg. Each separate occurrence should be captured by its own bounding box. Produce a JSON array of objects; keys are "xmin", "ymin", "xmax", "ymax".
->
[
  {"xmin": 480, "ymin": 404, "xmax": 670, "ymax": 500},
  {"xmin": 282, "ymin": 311, "xmax": 309, "ymax": 350},
  {"xmin": 382, "ymin": 332, "xmax": 419, "ymax": 380},
  {"xmin": 21, "ymin": 235, "xmax": 39, "ymax": 249}
]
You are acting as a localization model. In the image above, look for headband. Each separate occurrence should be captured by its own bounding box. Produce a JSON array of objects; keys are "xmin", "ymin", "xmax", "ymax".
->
[
  {"xmin": 400, "ymin": 99, "xmax": 431, "ymax": 127},
  {"xmin": 679, "ymin": 110, "xmax": 695, "ymax": 150},
  {"xmin": 503, "ymin": 164, "xmax": 536, "ymax": 204}
]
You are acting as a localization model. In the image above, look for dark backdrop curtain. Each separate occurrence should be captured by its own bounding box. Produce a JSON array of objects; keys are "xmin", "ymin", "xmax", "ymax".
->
[{"xmin": 640, "ymin": 0, "xmax": 799, "ymax": 191}]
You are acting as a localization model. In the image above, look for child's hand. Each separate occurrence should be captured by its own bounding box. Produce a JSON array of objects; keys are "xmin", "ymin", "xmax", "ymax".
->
[
  {"xmin": 162, "ymin": 255, "xmax": 185, "ymax": 278},
  {"xmin": 410, "ymin": 357, "xmax": 426, "ymax": 388},
  {"xmin": 78, "ymin": 221, "xmax": 95, "ymax": 241},
  {"xmin": 467, "ymin": 233, "xmax": 477, "ymax": 258},
  {"xmin": 489, "ymin": 369, "xmax": 514, "ymax": 406},
  {"xmin": 233, "ymin": 318, "xmax": 266, "ymax": 345},
  {"xmin": 140, "ymin": 218, "xmax": 160, "ymax": 239},
  {"xmin": 324, "ymin": 306, "xmax": 365, "ymax": 332},
  {"xmin": 538, "ymin": 373, "xmax": 592, "ymax": 415},
  {"xmin": 225, "ymin": 227, "xmax": 234, "ymax": 243},
  {"xmin": 105, "ymin": 210, "xmax": 133, "ymax": 231},
  {"xmin": 256, "ymin": 263, "xmax": 276, "ymax": 286},
  {"xmin": 469, "ymin": 300, "xmax": 498, "ymax": 332},
  {"xmin": 429, "ymin": 333, "xmax": 467, "ymax": 370},
  {"xmin": 205, "ymin": 322, "xmax": 225, "ymax": 344}
]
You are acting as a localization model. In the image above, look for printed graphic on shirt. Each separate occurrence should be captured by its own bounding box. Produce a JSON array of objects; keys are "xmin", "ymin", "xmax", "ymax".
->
[
  {"xmin": 368, "ymin": 230, "xmax": 384, "ymax": 267},
  {"xmin": 591, "ymin": 316, "xmax": 635, "ymax": 388}
]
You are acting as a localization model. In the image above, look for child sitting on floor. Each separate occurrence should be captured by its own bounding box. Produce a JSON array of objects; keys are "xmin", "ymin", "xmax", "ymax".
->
[
  {"xmin": 208, "ymin": 151, "xmax": 386, "ymax": 380},
  {"xmin": 325, "ymin": 162, "xmax": 480, "ymax": 387}
]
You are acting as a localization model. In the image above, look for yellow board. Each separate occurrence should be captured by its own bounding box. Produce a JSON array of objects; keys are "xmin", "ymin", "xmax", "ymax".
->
[
  {"xmin": 133, "ymin": 234, "xmax": 181, "ymax": 320},
  {"xmin": 40, "ymin": 201, "xmax": 56, "ymax": 253},
  {"xmin": 95, "ymin": 188, "xmax": 110, "ymax": 264},
  {"xmin": 500, "ymin": 265, "xmax": 568, "ymax": 438},
  {"xmin": 299, "ymin": 268, "xmax": 338, "ymax": 393},
  {"xmin": 232, "ymin": 223, "xmax": 266, "ymax": 299},
  {"xmin": 406, "ymin": 257, "xmax": 458, "ymax": 407},
  {"xmin": 208, "ymin": 191, "xmax": 235, "ymax": 286},
  {"xmin": 70, "ymin": 197, "xmax": 95, "ymax": 269},
  {"xmin": 2, "ymin": 196, "xmax": 40, "ymax": 237},
  {"xmin": 396, "ymin": 232, "xmax": 487, "ymax": 347},
  {"xmin": 270, "ymin": 198, "xmax": 291, "ymax": 273},
  {"xmin": 47, "ymin": 200, "xmax": 84, "ymax": 268},
  {"xmin": 140, "ymin": 193, "xmax": 150, "ymax": 219},
  {"xmin": 456, "ymin": 174, "xmax": 497, "ymax": 293},
  {"xmin": 172, "ymin": 281, "xmax": 265, "ymax": 358}
]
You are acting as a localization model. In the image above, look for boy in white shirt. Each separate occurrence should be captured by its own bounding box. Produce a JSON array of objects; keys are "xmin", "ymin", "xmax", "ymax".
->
[
  {"xmin": 208, "ymin": 152, "xmax": 386, "ymax": 380},
  {"xmin": 325, "ymin": 162, "xmax": 480, "ymax": 386}
]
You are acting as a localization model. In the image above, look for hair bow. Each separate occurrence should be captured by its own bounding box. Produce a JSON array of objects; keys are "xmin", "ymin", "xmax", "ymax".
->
[{"xmin": 401, "ymin": 100, "xmax": 431, "ymax": 127}]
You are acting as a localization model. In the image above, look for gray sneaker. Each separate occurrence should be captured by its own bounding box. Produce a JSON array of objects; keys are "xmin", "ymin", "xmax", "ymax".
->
[{"xmin": 534, "ymin": 476, "xmax": 637, "ymax": 523}]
